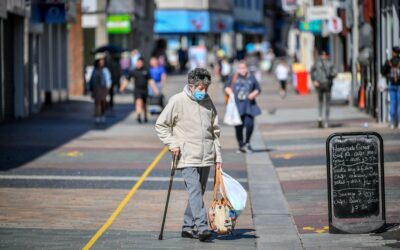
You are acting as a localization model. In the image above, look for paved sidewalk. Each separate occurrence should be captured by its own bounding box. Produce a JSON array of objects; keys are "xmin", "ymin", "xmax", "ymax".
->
[
  {"xmin": 0, "ymin": 71, "xmax": 399, "ymax": 250},
  {"xmin": 254, "ymin": 73, "xmax": 400, "ymax": 249},
  {"xmin": 0, "ymin": 74, "xmax": 256, "ymax": 250}
]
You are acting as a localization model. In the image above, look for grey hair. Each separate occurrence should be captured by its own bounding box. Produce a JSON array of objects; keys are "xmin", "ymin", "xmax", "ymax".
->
[{"xmin": 188, "ymin": 68, "xmax": 211, "ymax": 87}]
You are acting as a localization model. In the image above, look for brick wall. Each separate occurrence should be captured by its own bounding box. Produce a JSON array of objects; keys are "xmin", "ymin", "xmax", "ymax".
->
[{"xmin": 68, "ymin": 3, "xmax": 84, "ymax": 96}]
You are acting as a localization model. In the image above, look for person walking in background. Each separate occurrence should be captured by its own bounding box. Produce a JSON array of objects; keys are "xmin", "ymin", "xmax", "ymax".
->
[
  {"xmin": 120, "ymin": 58, "xmax": 159, "ymax": 123},
  {"xmin": 178, "ymin": 47, "xmax": 188, "ymax": 73},
  {"xmin": 149, "ymin": 56, "xmax": 167, "ymax": 96},
  {"xmin": 382, "ymin": 46, "xmax": 400, "ymax": 129},
  {"xmin": 155, "ymin": 68, "xmax": 222, "ymax": 242},
  {"xmin": 220, "ymin": 58, "xmax": 231, "ymax": 84},
  {"xmin": 246, "ymin": 51, "xmax": 262, "ymax": 83},
  {"xmin": 149, "ymin": 56, "xmax": 167, "ymax": 113},
  {"xmin": 104, "ymin": 52, "xmax": 121, "ymax": 109},
  {"xmin": 310, "ymin": 51, "xmax": 337, "ymax": 128},
  {"xmin": 225, "ymin": 61, "xmax": 261, "ymax": 153},
  {"xmin": 274, "ymin": 59, "xmax": 290, "ymax": 98},
  {"xmin": 120, "ymin": 52, "xmax": 131, "ymax": 77},
  {"xmin": 89, "ymin": 53, "xmax": 112, "ymax": 124},
  {"xmin": 130, "ymin": 49, "xmax": 141, "ymax": 71}
]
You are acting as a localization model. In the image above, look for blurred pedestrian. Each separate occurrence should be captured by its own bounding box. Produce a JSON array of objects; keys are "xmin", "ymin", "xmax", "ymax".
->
[
  {"xmin": 178, "ymin": 47, "xmax": 188, "ymax": 72},
  {"xmin": 130, "ymin": 49, "xmax": 141, "ymax": 71},
  {"xmin": 274, "ymin": 60, "xmax": 290, "ymax": 98},
  {"xmin": 148, "ymin": 56, "xmax": 167, "ymax": 113},
  {"xmin": 155, "ymin": 68, "xmax": 222, "ymax": 242},
  {"xmin": 120, "ymin": 58, "xmax": 159, "ymax": 123},
  {"xmin": 220, "ymin": 58, "xmax": 231, "ymax": 84},
  {"xmin": 310, "ymin": 51, "xmax": 337, "ymax": 128},
  {"xmin": 225, "ymin": 61, "xmax": 261, "ymax": 153},
  {"xmin": 89, "ymin": 53, "xmax": 112, "ymax": 124},
  {"xmin": 120, "ymin": 52, "xmax": 131, "ymax": 77},
  {"xmin": 246, "ymin": 51, "xmax": 262, "ymax": 83},
  {"xmin": 104, "ymin": 52, "xmax": 121, "ymax": 109},
  {"xmin": 382, "ymin": 46, "xmax": 400, "ymax": 129}
]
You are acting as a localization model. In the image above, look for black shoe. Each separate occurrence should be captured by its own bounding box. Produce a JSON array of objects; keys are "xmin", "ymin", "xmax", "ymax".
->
[
  {"xmin": 181, "ymin": 230, "xmax": 198, "ymax": 239},
  {"xmin": 198, "ymin": 230, "xmax": 212, "ymax": 242},
  {"xmin": 137, "ymin": 116, "xmax": 142, "ymax": 123}
]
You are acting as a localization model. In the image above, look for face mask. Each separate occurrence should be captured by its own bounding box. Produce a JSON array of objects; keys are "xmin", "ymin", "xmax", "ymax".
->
[{"xmin": 193, "ymin": 90, "xmax": 206, "ymax": 101}]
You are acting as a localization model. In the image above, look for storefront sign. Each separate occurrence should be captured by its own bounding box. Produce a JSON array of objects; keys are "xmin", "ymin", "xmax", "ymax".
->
[
  {"xmin": 107, "ymin": 15, "xmax": 131, "ymax": 34},
  {"xmin": 299, "ymin": 20, "xmax": 322, "ymax": 34},
  {"xmin": 44, "ymin": 4, "xmax": 66, "ymax": 23},
  {"xmin": 306, "ymin": 6, "xmax": 335, "ymax": 21},
  {"xmin": 155, "ymin": 10, "xmax": 210, "ymax": 33},
  {"xmin": 210, "ymin": 12, "xmax": 233, "ymax": 33},
  {"xmin": 328, "ymin": 17, "xmax": 343, "ymax": 34}
]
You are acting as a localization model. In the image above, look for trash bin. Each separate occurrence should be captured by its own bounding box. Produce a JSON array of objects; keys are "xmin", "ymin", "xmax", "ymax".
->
[{"xmin": 296, "ymin": 71, "xmax": 309, "ymax": 95}]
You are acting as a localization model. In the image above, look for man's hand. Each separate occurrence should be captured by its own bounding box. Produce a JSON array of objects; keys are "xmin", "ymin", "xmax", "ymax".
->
[
  {"xmin": 215, "ymin": 162, "xmax": 222, "ymax": 170},
  {"xmin": 313, "ymin": 81, "xmax": 320, "ymax": 88},
  {"xmin": 170, "ymin": 147, "xmax": 180, "ymax": 158}
]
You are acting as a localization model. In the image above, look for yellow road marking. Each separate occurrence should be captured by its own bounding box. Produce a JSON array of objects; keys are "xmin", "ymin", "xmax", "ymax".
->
[
  {"xmin": 82, "ymin": 146, "xmax": 169, "ymax": 250},
  {"xmin": 274, "ymin": 153, "xmax": 297, "ymax": 160},
  {"xmin": 303, "ymin": 226, "xmax": 315, "ymax": 231},
  {"xmin": 61, "ymin": 151, "xmax": 83, "ymax": 157},
  {"xmin": 323, "ymin": 226, "xmax": 329, "ymax": 230},
  {"xmin": 315, "ymin": 229, "xmax": 325, "ymax": 233}
]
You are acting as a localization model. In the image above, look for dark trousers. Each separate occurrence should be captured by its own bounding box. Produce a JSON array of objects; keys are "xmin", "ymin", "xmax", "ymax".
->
[
  {"xmin": 234, "ymin": 115, "xmax": 254, "ymax": 147},
  {"xmin": 280, "ymin": 80, "xmax": 287, "ymax": 91},
  {"xmin": 318, "ymin": 90, "xmax": 331, "ymax": 125},
  {"xmin": 95, "ymin": 99, "xmax": 106, "ymax": 117}
]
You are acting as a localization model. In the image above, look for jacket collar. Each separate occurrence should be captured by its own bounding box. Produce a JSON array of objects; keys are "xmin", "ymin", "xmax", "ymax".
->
[{"xmin": 183, "ymin": 84, "xmax": 210, "ymax": 102}]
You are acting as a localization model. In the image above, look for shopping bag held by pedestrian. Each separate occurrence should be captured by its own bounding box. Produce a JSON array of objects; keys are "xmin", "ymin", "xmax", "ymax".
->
[
  {"xmin": 158, "ymin": 155, "xmax": 178, "ymax": 240},
  {"xmin": 208, "ymin": 168, "xmax": 237, "ymax": 234},
  {"xmin": 220, "ymin": 170, "xmax": 247, "ymax": 215},
  {"xmin": 224, "ymin": 93, "xmax": 242, "ymax": 126},
  {"xmin": 225, "ymin": 73, "xmax": 238, "ymax": 104}
]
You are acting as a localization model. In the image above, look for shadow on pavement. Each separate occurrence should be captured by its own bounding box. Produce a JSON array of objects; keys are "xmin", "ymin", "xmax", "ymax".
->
[
  {"xmin": 252, "ymin": 148, "xmax": 275, "ymax": 153},
  {"xmin": 0, "ymin": 99, "xmax": 133, "ymax": 171},
  {"xmin": 213, "ymin": 229, "xmax": 257, "ymax": 241}
]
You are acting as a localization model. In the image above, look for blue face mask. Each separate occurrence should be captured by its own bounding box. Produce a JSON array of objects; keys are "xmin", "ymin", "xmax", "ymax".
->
[{"xmin": 193, "ymin": 90, "xmax": 206, "ymax": 101}]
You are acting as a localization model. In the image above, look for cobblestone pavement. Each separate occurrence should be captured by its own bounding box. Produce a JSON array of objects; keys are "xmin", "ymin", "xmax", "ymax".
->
[
  {"xmin": 256, "ymin": 73, "xmax": 400, "ymax": 249},
  {"xmin": 0, "ymin": 74, "xmax": 255, "ymax": 249}
]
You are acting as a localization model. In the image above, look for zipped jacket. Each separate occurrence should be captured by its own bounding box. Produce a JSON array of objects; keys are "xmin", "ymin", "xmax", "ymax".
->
[{"xmin": 155, "ymin": 85, "xmax": 222, "ymax": 168}]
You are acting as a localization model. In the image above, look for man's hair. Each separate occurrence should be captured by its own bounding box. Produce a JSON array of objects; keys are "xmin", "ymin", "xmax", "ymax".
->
[
  {"xmin": 393, "ymin": 46, "xmax": 400, "ymax": 54},
  {"xmin": 188, "ymin": 68, "xmax": 211, "ymax": 86}
]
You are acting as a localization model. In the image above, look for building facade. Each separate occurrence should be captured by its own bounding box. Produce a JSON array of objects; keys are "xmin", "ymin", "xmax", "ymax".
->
[{"xmin": 0, "ymin": 0, "xmax": 72, "ymax": 122}]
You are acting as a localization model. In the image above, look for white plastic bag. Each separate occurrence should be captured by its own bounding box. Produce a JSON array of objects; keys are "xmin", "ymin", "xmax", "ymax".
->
[
  {"xmin": 220, "ymin": 170, "xmax": 247, "ymax": 215},
  {"xmin": 223, "ymin": 93, "xmax": 242, "ymax": 126}
]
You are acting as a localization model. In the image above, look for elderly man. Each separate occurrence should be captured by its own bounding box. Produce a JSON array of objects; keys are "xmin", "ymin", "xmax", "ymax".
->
[{"xmin": 155, "ymin": 68, "xmax": 222, "ymax": 242}]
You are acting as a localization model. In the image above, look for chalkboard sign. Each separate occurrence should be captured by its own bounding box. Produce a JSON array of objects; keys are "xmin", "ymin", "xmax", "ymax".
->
[{"xmin": 327, "ymin": 132, "xmax": 385, "ymax": 234}]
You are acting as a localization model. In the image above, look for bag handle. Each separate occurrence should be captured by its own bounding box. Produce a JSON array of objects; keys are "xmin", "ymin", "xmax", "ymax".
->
[{"xmin": 213, "ymin": 168, "xmax": 227, "ymax": 201}]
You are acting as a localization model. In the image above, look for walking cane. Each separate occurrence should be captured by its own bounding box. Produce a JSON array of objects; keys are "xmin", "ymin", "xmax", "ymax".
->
[{"xmin": 158, "ymin": 154, "xmax": 178, "ymax": 240}]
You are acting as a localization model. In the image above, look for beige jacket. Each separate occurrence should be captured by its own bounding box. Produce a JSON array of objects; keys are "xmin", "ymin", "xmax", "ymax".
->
[{"xmin": 155, "ymin": 85, "xmax": 222, "ymax": 168}]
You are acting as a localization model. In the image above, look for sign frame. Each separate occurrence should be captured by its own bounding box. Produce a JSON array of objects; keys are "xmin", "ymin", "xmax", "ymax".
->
[
  {"xmin": 326, "ymin": 131, "xmax": 385, "ymax": 234},
  {"xmin": 306, "ymin": 6, "xmax": 335, "ymax": 21}
]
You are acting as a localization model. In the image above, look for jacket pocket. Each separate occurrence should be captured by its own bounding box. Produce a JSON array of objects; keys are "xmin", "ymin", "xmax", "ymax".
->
[{"xmin": 203, "ymin": 139, "xmax": 216, "ymax": 163}]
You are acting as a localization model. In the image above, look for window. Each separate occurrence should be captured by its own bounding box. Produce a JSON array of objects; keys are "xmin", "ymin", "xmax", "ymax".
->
[
  {"xmin": 255, "ymin": 0, "xmax": 260, "ymax": 9},
  {"xmin": 234, "ymin": 0, "xmax": 239, "ymax": 7},
  {"xmin": 247, "ymin": 0, "xmax": 252, "ymax": 9}
]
